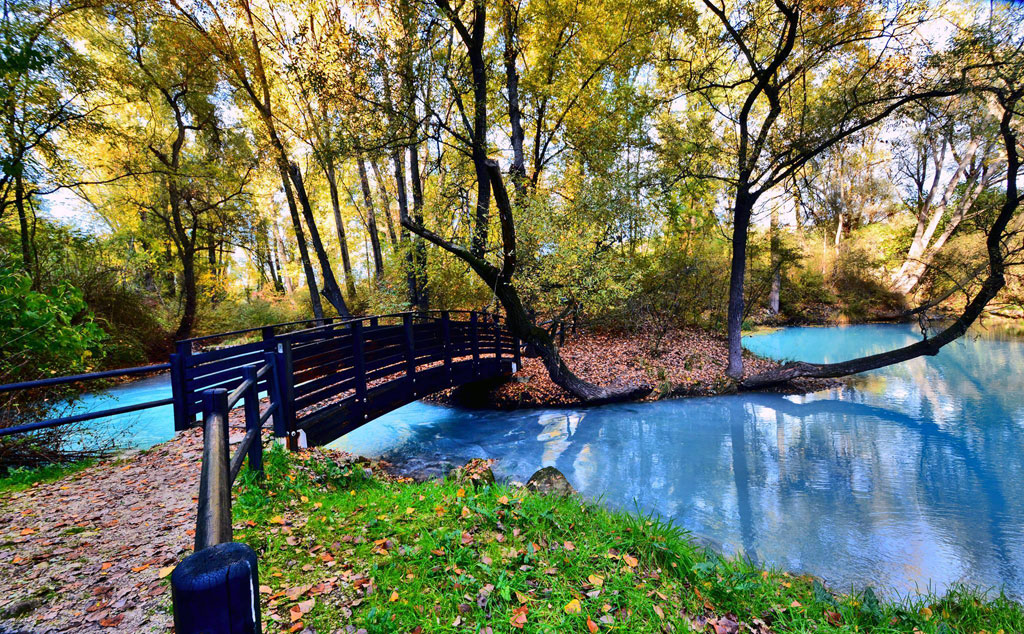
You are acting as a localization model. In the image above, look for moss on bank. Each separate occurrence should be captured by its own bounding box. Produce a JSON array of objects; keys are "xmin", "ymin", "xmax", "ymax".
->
[{"xmin": 233, "ymin": 446, "xmax": 1024, "ymax": 633}]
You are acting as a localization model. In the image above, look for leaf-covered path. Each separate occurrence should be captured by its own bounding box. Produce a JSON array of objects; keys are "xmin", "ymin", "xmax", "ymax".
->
[{"xmin": 0, "ymin": 429, "xmax": 207, "ymax": 632}]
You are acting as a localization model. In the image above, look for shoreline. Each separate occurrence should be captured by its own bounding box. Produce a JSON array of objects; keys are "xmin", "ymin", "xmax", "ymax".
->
[{"xmin": 428, "ymin": 324, "xmax": 842, "ymax": 410}]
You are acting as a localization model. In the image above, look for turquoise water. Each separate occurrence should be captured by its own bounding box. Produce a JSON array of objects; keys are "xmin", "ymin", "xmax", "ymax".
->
[
  {"xmin": 329, "ymin": 323, "xmax": 1024, "ymax": 598},
  {"xmin": 61, "ymin": 373, "xmax": 174, "ymax": 450},
  {"xmin": 75, "ymin": 323, "xmax": 1024, "ymax": 597}
]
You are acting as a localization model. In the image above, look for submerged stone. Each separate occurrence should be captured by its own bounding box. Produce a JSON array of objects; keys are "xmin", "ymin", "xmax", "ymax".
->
[{"xmin": 526, "ymin": 466, "xmax": 576, "ymax": 496}]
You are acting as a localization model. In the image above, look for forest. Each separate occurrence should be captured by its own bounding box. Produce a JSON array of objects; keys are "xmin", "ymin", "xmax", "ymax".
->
[
  {"xmin": 2, "ymin": 0, "xmax": 1023, "ymax": 399},
  {"xmin": 6, "ymin": 1, "xmax": 1024, "ymax": 631}
]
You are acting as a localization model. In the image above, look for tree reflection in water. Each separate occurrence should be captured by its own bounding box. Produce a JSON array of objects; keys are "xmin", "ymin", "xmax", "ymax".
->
[{"xmin": 331, "ymin": 324, "xmax": 1024, "ymax": 598}]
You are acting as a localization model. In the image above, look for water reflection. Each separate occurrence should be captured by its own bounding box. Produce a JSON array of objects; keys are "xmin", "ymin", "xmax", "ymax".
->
[{"xmin": 333, "ymin": 324, "xmax": 1024, "ymax": 598}]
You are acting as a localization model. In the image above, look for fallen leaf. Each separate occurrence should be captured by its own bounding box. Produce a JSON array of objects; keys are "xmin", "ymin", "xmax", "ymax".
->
[
  {"xmin": 158, "ymin": 566, "xmax": 175, "ymax": 579},
  {"xmin": 623, "ymin": 554, "xmax": 638, "ymax": 568},
  {"xmin": 564, "ymin": 598, "xmax": 582, "ymax": 614},
  {"xmin": 587, "ymin": 616, "xmax": 599, "ymax": 632},
  {"xmin": 509, "ymin": 605, "xmax": 528, "ymax": 629},
  {"xmin": 588, "ymin": 574, "xmax": 604, "ymax": 587}
]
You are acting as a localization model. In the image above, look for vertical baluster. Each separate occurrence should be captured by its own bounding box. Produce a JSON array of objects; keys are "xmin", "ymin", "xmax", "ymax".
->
[
  {"xmin": 241, "ymin": 365, "xmax": 262, "ymax": 477},
  {"xmin": 441, "ymin": 311, "xmax": 453, "ymax": 384},
  {"xmin": 264, "ymin": 351, "xmax": 285, "ymax": 440},
  {"xmin": 403, "ymin": 314, "xmax": 416, "ymax": 395},
  {"xmin": 471, "ymin": 312, "xmax": 480, "ymax": 374},
  {"xmin": 494, "ymin": 314, "xmax": 502, "ymax": 362},
  {"xmin": 352, "ymin": 320, "xmax": 368, "ymax": 420}
]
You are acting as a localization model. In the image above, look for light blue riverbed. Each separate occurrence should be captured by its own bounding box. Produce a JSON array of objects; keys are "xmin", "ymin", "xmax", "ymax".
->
[{"xmin": 71, "ymin": 323, "xmax": 1024, "ymax": 598}]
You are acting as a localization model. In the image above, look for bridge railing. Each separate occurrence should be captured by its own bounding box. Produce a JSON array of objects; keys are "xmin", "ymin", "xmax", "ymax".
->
[
  {"xmin": 0, "ymin": 363, "xmax": 172, "ymax": 439},
  {"xmin": 170, "ymin": 310, "xmax": 521, "ymax": 446},
  {"xmin": 170, "ymin": 357, "xmax": 278, "ymax": 634},
  {"xmin": 271, "ymin": 310, "xmax": 520, "ymax": 445}
]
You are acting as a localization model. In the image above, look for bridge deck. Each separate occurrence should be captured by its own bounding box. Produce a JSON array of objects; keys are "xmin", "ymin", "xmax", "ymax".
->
[{"xmin": 170, "ymin": 311, "xmax": 519, "ymax": 447}]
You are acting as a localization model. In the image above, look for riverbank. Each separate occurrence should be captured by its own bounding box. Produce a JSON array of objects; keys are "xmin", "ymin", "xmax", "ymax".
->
[
  {"xmin": 235, "ymin": 446, "xmax": 1024, "ymax": 632},
  {"xmin": 432, "ymin": 326, "xmax": 836, "ymax": 409},
  {"xmin": 4, "ymin": 433, "xmax": 1023, "ymax": 632}
]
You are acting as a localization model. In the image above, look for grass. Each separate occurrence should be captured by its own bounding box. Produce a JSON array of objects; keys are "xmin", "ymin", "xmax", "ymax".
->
[
  {"xmin": 233, "ymin": 445, "xmax": 1024, "ymax": 633},
  {"xmin": 0, "ymin": 459, "xmax": 95, "ymax": 493}
]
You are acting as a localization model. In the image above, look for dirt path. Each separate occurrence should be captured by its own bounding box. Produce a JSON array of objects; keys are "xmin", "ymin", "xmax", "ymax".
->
[{"xmin": 0, "ymin": 428, "xmax": 207, "ymax": 633}]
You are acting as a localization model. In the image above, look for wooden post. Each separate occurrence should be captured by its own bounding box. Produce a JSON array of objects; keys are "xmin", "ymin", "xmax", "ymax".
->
[
  {"xmin": 352, "ymin": 320, "xmax": 368, "ymax": 420},
  {"xmin": 403, "ymin": 314, "xmax": 416, "ymax": 393},
  {"xmin": 195, "ymin": 389, "xmax": 231, "ymax": 552},
  {"xmin": 241, "ymin": 365, "xmax": 262, "ymax": 477},
  {"xmin": 171, "ymin": 542, "xmax": 262, "ymax": 634},
  {"xmin": 470, "ymin": 312, "xmax": 480, "ymax": 374},
  {"xmin": 170, "ymin": 353, "xmax": 186, "ymax": 432},
  {"xmin": 273, "ymin": 339, "xmax": 295, "ymax": 449},
  {"xmin": 441, "ymin": 311, "xmax": 453, "ymax": 383},
  {"xmin": 264, "ymin": 352, "xmax": 284, "ymax": 439}
]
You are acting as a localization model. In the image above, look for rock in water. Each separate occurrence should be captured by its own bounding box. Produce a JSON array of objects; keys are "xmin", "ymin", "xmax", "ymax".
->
[{"xmin": 526, "ymin": 466, "xmax": 576, "ymax": 496}]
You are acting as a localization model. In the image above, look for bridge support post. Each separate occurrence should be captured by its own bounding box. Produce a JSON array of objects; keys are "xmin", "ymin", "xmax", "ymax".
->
[
  {"xmin": 272, "ymin": 340, "xmax": 296, "ymax": 450},
  {"xmin": 441, "ymin": 311, "xmax": 453, "ymax": 384},
  {"xmin": 470, "ymin": 312, "xmax": 480, "ymax": 376},
  {"xmin": 403, "ymin": 314, "xmax": 416, "ymax": 396},
  {"xmin": 171, "ymin": 341, "xmax": 192, "ymax": 431}
]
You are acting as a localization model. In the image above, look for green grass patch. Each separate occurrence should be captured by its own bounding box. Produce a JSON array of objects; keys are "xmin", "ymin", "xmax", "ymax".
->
[
  {"xmin": 0, "ymin": 459, "xmax": 96, "ymax": 493},
  {"xmin": 233, "ymin": 446, "xmax": 1023, "ymax": 633}
]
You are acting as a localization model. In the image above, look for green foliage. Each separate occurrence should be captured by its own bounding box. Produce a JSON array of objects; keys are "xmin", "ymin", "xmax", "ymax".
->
[
  {"xmin": 197, "ymin": 291, "xmax": 311, "ymax": 340},
  {"xmin": 0, "ymin": 259, "xmax": 107, "ymax": 383}
]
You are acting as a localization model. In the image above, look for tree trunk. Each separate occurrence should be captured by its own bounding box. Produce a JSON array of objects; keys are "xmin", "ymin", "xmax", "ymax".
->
[
  {"xmin": 14, "ymin": 171, "xmax": 35, "ymax": 287},
  {"xmin": 726, "ymin": 189, "xmax": 754, "ymax": 379},
  {"xmin": 892, "ymin": 137, "xmax": 982, "ymax": 295},
  {"xmin": 174, "ymin": 247, "xmax": 198, "ymax": 341},
  {"xmin": 357, "ymin": 157, "xmax": 385, "ymax": 280},
  {"xmin": 273, "ymin": 220, "xmax": 293, "ymax": 293},
  {"xmin": 403, "ymin": 160, "xmax": 651, "ymax": 404},
  {"xmin": 288, "ymin": 162, "xmax": 352, "ymax": 318},
  {"xmin": 409, "ymin": 142, "xmax": 429, "ymax": 310},
  {"xmin": 768, "ymin": 204, "xmax": 780, "ymax": 315},
  {"xmin": 371, "ymin": 159, "xmax": 399, "ymax": 248},
  {"xmin": 324, "ymin": 157, "xmax": 356, "ymax": 297},
  {"xmin": 392, "ymin": 150, "xmax": 420, "ymax": 309},
  {"xmin": 503, "ymin": 0, "xmax": 526, "ymax": 195}
]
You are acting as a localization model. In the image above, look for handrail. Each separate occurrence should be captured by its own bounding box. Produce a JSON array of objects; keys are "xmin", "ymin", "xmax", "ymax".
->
[
  {"xmin": 192, "ymin": 361, "xmax": 275, "ymax": 551},
  {"xmin": 0, "ymin": 397, "xmax": 174, "ymax": 438},
  {"xmin": 0, "ymin": 363, "xmax": 171, "ymax": 394},
  {"xmin": 279, "ymin": 309, "xmax": 501, "ymax": 338}
]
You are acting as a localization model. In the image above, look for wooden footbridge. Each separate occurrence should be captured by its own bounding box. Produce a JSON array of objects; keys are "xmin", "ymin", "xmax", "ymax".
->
[
  {"xmin": 171, "ymin": 310, "xmax": 520, "ymax": 447},
  {"xmin": 0, "ymin": 310, "xmax": 521, "ymax": 633}
]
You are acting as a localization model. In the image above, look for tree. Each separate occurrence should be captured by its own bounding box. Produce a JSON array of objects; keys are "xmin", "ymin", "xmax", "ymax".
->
[
  {"xmin": 400, "ymin": 0, "xmax": 652, "ymax": 403},
  {"xmin": 741, "ymin": 3, "xmax": 1024, "ymax": 388},
  {"xmin": 170, "ymin": 0, "xmax": 352, "ymax": 320},
  {"xmin": 1, "ymin": 0, "xmax": 100, "ymax": 287},
  {"xmin": 890, "ymin": 97, "xmax": 1003, "ymax": 295},
  {"xmin": 667, "ymin": 0, "xmax": 959, "ymax": 379}
]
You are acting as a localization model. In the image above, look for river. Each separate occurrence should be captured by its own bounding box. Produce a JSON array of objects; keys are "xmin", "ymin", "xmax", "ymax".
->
[{"xmin": 67, "ymin": 323, "xmax": 1024, "ymax": 598}]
